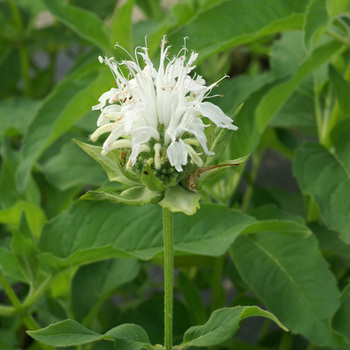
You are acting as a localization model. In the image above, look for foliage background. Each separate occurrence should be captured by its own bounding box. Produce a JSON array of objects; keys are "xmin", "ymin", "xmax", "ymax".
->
[{"xmin": 1, "ymin": 0, "xmax": 350, "ymax": 349}]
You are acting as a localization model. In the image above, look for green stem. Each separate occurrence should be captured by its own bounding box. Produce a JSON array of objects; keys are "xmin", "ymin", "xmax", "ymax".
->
[
  {"xmin": 0, "ymin": 269, "xmax": 22, "ymax": 310},
  {"xmin": 163, "ymin": 208, "xmax": 174, "ymax": 350},
  {"xmin": 306, "ymin": 343, "xmax": 315, "ymax": 350},
  {"xmin": 278, "ymin": 332, "xmax": 293, "ymax": 350},
  {"xmin": 8, "ymin": 0, "xmax": 31, "ymax": 96},
  {"xmin": 0, "ymin": 270, "xmax": 54, "ymax": 350},
  {"xmin": 325, "ymin": 30, "xmax": 350, "ymax": 48},
  {"xmin": 241, "ymin": 153, "xmax": 261, "ymax": 213},
  {"xmin": 210, "ymin": 255, "xmax": 225, "ymax": 313}
]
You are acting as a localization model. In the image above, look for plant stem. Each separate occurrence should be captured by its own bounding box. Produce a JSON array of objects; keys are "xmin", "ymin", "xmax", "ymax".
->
[
  {"xmin": 163, "ymin": 207, "xmax": 174, "ymax": 350},
  {"xmin": 8, "ymin": 0, "xmax": 32, "ymax": 97},
  {"xmin": 210, "ymin": 255, "xmax": 225, "ymax": 313},
  {"xmin": 0, "ymin": 270, "xmax": 54, "ymax": 350}
]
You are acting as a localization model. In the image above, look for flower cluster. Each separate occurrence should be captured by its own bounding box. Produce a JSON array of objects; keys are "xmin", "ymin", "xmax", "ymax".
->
[{"xmin": 90, "ymin": 37, "xmax": 237, "ymax": 180}]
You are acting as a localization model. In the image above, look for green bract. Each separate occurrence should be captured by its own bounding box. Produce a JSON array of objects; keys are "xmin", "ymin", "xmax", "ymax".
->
[{"xmin": 75, "ymin": 117, "xmax": 248, "ymax": 215}]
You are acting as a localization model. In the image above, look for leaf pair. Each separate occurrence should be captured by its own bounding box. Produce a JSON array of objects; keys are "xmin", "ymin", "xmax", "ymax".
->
[{"xmin": 28, "ymin": 306, "xmax": 287, "ymax": 349}]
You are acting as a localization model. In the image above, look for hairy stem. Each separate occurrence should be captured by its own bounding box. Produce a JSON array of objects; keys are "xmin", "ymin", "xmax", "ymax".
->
[{"xmin": 163, "ymin": 208, "xmax": 174, "ymax": 350}]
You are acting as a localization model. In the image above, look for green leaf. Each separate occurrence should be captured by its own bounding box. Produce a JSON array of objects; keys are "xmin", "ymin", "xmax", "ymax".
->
[
  {"xmin": 178, "ymin": 273, "xmax": 207, "ymax": 325},
  {"xmin": 106, "ymin": 324, "xmax": 150, "ymax": 350},
  {"xmin": 110, "ymin": 0, "xmax": 134, "ymax": 50},
  {"xmin": 329, "ymin": 65, "xmax": 350, "ymax": 118},
  {"xmin": 0, "ymin": 201, "xmax": 46, "ymax": 237},
  {"xmin": 16, "ymin": 64, "xmax": 110, "ymax": 193},
  {"xmin": 159, "ymin": 185, "xmax": 201, "ymax": 215},
  {"xmin": 82, "ymin": 186, "xmax": 163, "ymax": 206},
  {"xmin": 241, "ymin": 219, "xmax": 311, "ymax": 238},
  {"xmin": 231, "ymin": 232, "xmax": 343, "ymax": 346},
  {"xmin": 294, "ymin": 125, "xmax": 350, "ymax": 243},
  {"xmin": 12, "ymin": 220, "xmax": 38, "ymax": 283},
  {"xmin": 304, "ymin": 0, "xmax": 329, "ymax": 51},
  {"xmin": 39, "ymin": 139, "xmax": 107, "ymax": 191},
  {"xmin": 43, "ymin": 0, "xmax": 110, "ymax": 51},
  {"xmin": 72, "ymin": 259, "xmax": 139, "ymax": 324},
  {"xmin": 181, "ymin": 306, "xmax": 287, "ymax": 349},
  {"xmin": 0, "ymin": 97, "xmax": 40, "ymax": 137},
  {"xmin": 257, "ymin": 40, "xmax": 342, "ymax": 132},
  {"xmin": 333, "ymin": 284, "xmax": 350, "ymax": 341},
  {"xmin": 326, "ymin": 0, "xmax": 350, "ymax": 17},
  {"xmin": 0, "ymin": 248, "xmax": 25, "ymax": 282},
  {"xmin": 170, "ymin": 0, "xmax": 309, "ymax": 60},
  {"xmin": 39, "ymin": 201, "xmax": 255, "ymax": 269},
  {"xmin": 74, "ymin": 140, "xmax": 140, "ymax": 186},
  {"xmin": 27, "ymin": 320, "xmax": 106, "ymax": 347}
]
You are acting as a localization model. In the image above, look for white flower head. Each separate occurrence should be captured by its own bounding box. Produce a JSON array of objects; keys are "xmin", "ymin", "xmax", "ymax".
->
[{"xmin": 91, "ymin": 36, "xmax": 238, "ymax": 178}]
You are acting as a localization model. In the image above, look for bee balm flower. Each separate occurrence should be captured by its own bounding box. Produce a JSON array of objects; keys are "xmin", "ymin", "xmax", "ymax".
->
[{"xmin": 91, "ymin": 37, "xmax": 238, "ymax": 177}]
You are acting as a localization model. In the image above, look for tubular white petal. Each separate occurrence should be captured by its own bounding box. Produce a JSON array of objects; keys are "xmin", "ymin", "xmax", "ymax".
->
[
  {"xmin": 186, "ymin": 144, "xmax": 203, "ymax": 167},
  {"xmin": 90, "ymin": 123, "xmax": 113, "ymax": 142},
  {"xmin": 110, "ymin": 139, "xmax": 132, "ymax": 150},
  {"xmin": 197, "ymin": 101, "xmax": 238, "ymax": 130},
  {"xmin": 167, "ymin": 139, "xmax": 188, "ymax": 172},
  {"xmin": 154, "ymin": 143, "xmax": 162, "ymax": 170}
]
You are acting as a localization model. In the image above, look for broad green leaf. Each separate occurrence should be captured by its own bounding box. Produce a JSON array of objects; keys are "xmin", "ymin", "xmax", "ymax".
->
[
  {"xmin": 0, "ymin": 201, "xmax": 46, "ymax": 237},
  {"xmin": 294, "ymin": 125, "xmax": 350, "ymax": 243},
  {"xmin": 231, "ymin": 233, "xmax": 343, "ymax": 346},
  {"xmin": 110, "ymin": 0, "xmax": 134, "ymax": 50},
  {"xmin": 178, "ymin": 272, "xmax": 207, "ymax": 325},
  {"xmin": 0, "ymin": 97, "xmax": 40, "ymax": 137},
  {"xmin": 12, "ymin": 227, "xmax": 38, "ymax": 283},
  {"xmin": 270, "ymin": 31, "xmax": 306, "ymax": 77},
  {"xmin": 27, "ymin": 320, "xmax": 106, "ymax": 346},
  {"xmin": 181, "ymin": 306, "xmax": 287, "ymax": 349},
  {"xmin": 159, "ymin": 185, "xmax": 201, "ymax": 215},
  {"xmin": 106, "ymin": 324, "xmax": 150, "ymax": 350},
  {"xmin": 82, "ymin": 186, "xmax": 163, "ymax": 206},
  {"xmin": 329, "ymin": 65, "xmax": 350, "ymax": 118},
  {"xmin": 333, "ymin": 284, "xmax": 350, "ymax": 341},
  {"xmin": 220, "ymin": 74, "xmax": 275, "ymax": 158},
  {"xmin": 312, "ymin": 222, "xmax": 350, "ymax": 261},
  {"xmin": 304, "ymin": 0, "xmax": 329, "ymax": 51},
  {"xmin": 241, "ymin": 220, "xmax": 311, "ymax": 238},
  {"xmin": 0, "ymin": 138, "xmax": 41, "ymax": 209},
  {"xmin": 0, "ymin": 248, "xmax": 25, "ymax": 282},
  {"xmin": 43, "ymin": 0, "xmax": 110, "ymax": 51},
  {"xmin": 39, "ymin": 201, "xmax": 255, "ymax": 269},
  {"xmin": 70, "ymin": 0, "xmax": 117, "ymax": 19},
  {"xmin": 16, "ymin": 64, "xmax": 110, "ymax": 193},
  {"xmin": 326, "ymin": 0, "xmax": 350, "ymax": 17},
  {"xmin": 257, "ymin": 40, "xmax": 342, "ymax": 132},
  {"xmin": 74, "ymin": 140, "xmax": 140, "ymax": 186},
  {"xmin": 72, "ymin": 259, "xmax": 139, "ymax": 324},
  {"xmin": 39, "ymin": 139, "xmax": 107, "ymax": 191},
  {"xmin": 170, "ymin": 0, "xmax": 309, "ymax": 60}
]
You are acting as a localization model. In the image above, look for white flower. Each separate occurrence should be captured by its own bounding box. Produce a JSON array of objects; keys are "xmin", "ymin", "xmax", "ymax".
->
[{"xmin": 91, "ymin": 36, "xmax": 238, "ymax": 172}]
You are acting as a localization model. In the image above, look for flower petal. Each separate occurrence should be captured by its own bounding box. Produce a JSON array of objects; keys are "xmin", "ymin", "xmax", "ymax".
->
[
  {"xmin": 197, "ymin": 101, "xmax": 238, "ymax": 130},
  {"xmin": 167, "ymin": 139, "xmax": 188, "ymax": 172}
]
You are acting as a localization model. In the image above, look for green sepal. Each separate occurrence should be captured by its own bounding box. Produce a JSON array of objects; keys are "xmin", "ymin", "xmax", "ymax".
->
[
  {"xmin": 205, "ymin": 103, "xmax": 243, "ymax": 166},
  {"xmin": 197, "ymin": 154, "xmax": 250, "ymax": 189},
  {"xmin": 141, "ymin": 163, "xmax": 167, "ymax": 192},
  {"xmin": 81, "ymin": 186, "xmax": 163, "ymax": 206},
  {"xmin": 73, "ymin": 139, "xmax": 140, "ymax": 186},
  {"xmin": 159, "ymin": 185, "xmax": 201, "ymax": 216}
]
